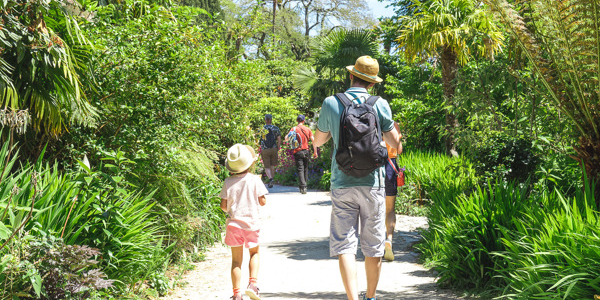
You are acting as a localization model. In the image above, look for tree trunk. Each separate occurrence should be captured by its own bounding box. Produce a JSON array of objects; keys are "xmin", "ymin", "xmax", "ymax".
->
[
  {"xmin": 440, "ymin": 46, "xmax": 459, "ymax": 157},
  {"xmin": 574, "ymin": 137, "xmax": 600, "ymax": 208}
]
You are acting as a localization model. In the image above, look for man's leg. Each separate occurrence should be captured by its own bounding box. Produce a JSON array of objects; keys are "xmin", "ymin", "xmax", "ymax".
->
[
  {"xmin": 269, "ymin": 166, "xmax": 276, "ymax": 180},
  {"xmin": 339, "ymin": 254, "xmax": 359, "ymax": 300},
  {"xmin": 357, "ymin": 186, "xmax": 386, "ymax": 298},
  {"xmin": 302, "ymin": 153, "xmax": 309, "ymax": 191},
  {"xmin": 365, "ymin": 256, "xmax": 382, "ymax": 298},
  {"xmin": 294, "ymin": 151, "xmax": 306, "ymax": 192}
]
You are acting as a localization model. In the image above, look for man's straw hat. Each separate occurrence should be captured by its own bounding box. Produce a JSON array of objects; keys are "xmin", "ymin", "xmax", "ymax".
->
[
  {"xmin": 225, "ymin": 144, "xmax": 257, "ymax": 173},
  {"xmin": 346, "ymin": 55, "xmax": 383, "ymax": 83}
]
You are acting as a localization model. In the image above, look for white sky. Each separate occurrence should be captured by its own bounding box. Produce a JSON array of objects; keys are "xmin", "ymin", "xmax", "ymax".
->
[{"xmin": 367, "ymin": 0, "xmax": 395, "ymax": 19}]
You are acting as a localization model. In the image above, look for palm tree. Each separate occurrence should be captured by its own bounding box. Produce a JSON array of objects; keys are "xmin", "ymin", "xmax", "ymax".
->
[
  {"xmin": 294, "ymin": 28, "xmax": 381, "ymax": 108},
  {"xmin": 396, "ymin": 0, "xmax": 503, "ymax": 156},
  {"xmin": 484, "ymin": 0, "xmax": 600, "ymax": 201},
  {"xmin": 0, "ymin": 0, "xmax": 95, "ymax": 137}
]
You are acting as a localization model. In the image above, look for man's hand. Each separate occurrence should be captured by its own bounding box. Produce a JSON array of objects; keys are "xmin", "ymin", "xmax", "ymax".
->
[{"xmin": 312, "ymin": 151, "xmax": 318, "ymax": 159}]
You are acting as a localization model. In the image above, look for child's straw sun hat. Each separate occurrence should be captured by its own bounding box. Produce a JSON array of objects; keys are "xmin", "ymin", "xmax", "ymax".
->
[{"xmin": 225, "ymin": 144, "xmax": 257, "ymax": 173}]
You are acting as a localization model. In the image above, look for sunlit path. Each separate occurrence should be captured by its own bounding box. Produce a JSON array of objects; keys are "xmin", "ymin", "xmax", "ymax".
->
[{"xmin": 163, "ymin": 185, "xmax": 463, "ymax": 300}]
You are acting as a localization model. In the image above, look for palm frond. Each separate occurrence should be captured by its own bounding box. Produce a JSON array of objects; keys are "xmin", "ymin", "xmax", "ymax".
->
[
  {"xmin": 484, "ymin": 0, "xmax": 600, "ymax": 140},
  {"xmin": 397, "ymin": 0, "xmax": 503, "ymax": 65}
]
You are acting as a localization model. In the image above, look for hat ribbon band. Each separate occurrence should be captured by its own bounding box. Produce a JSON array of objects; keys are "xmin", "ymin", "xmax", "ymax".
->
[{"xmin": 352, "ymin": 67, "xmax": 378, "ymax": 79}]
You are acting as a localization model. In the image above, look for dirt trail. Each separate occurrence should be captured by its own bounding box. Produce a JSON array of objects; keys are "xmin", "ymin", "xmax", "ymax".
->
[{"xmin": 163, "ymin": 185, "xmax": 462, "ymax": 300}]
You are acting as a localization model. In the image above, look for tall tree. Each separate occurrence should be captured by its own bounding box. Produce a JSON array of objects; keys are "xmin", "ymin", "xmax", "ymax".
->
[
  {"xmin": 484, "ymin": 0, "xmax": 600, "ymax": 201},
  {"xmin": 396, "ymin": 0, "xmax": 503, "ymax": 156},
  {"xmin": 296, "ymin": 0, "xmax": 374, "ymax": 37}
]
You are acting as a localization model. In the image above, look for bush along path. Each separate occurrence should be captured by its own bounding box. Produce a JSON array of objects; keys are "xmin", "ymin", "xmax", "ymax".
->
[{"xmin": 163, "ymin": 185, "xmax": 463, "ymax": 300}]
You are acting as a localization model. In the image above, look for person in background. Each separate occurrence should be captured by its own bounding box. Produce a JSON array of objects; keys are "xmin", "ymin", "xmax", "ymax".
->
[
  {"xmin": 383, "ymin": 122, "xmax": 403, "ymax": 262},
  {"xmin": 285, "ymin": 114, "xmax": 318, "ymax": 194},
  {"xmin": 220, "ymin": 144, "xmax": 268, "ymax": 300},
  {"xmin": 259, "ymin": 114, "xmax": 281, "ymax": 188}
]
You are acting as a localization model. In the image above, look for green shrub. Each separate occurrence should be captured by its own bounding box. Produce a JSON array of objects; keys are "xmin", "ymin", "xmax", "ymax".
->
[
  {"xmin": 469, "ymin": 132, "xmax": 540, "ymax": 185},
  {"xmin": 418, "ymin": 181, "xmax": 532, "ymax": 290},
  {"xmin": 0, "ymin": 142, "xmax": 167, "ymax": 295},
  {"xmin": 0, "ymin": 231, "xmax": 114, "ymax": 300},
  {"xmin": 396, "ymin": 150, "xmax": 477, "ymax": 205}
]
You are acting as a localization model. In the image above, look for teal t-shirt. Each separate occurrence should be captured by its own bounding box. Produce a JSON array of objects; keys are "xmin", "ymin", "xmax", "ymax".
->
[{"xmin": 316, "ymin": 87, "xmax": 395, "ymax": 190}]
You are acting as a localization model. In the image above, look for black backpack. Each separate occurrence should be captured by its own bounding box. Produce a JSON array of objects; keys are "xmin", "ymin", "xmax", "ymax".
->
[
  {"xmin": 335, "ymin": 93, "xmax": 388, "ymax": 177},
  {"xmin": 261, "ymin": 126, "xmax": 278, "ymax": 149}
]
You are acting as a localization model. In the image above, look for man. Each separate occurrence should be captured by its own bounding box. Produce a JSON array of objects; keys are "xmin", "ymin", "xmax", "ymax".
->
[
  {"xmin": 313, "ymin": 56, "xmax": 401, "ymax": 300},
  {"xmin": 383, "ymin": 123, "xmax": 402, "ymax": 262},
  {"xmin": 285, "ymin": 114, "xmax": 317, "ymax": 194},
  {"xmin": 259, "ymin": 114, "xmax": 281, "ymax": 188}
]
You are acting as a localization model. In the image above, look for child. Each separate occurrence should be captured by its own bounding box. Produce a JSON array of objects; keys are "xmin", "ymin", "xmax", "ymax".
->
[{"xmin": 220, "ymin": 144, "xmax": 268, "ymax": 300}]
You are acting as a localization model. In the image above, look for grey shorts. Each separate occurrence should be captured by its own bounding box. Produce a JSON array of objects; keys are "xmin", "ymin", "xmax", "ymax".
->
[{"xmin": 329, "ymin": 186, "xmax": 386, "ymax": 257}]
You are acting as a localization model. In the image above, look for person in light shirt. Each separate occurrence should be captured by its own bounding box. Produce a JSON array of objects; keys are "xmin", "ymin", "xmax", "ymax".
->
[{"xmin": 220, "ymin": 144, "xmax": 268, "ymax": 300}]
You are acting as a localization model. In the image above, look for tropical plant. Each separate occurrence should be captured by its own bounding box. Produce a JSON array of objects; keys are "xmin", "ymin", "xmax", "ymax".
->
[
  {"xmin": 0, "ymin": 0, "xmax": 96, "ymax": 137},
  {"xmin": 396, "ymin": 0, "xmax": 503, "ymax": 156},
  {"xmin": 294, "ymin": 28, "xmax": 380, "ymax": 108},
  {"xmin": 497, "ymin": 182, "xmax": 600, "ymax": 299},
  {"xmin": 483, "ymin": 0, "xmax": 600, "ymax": 203},
  {"xmin": 0, "ymin": 141, "xmax": 167, "ymax": 295}
]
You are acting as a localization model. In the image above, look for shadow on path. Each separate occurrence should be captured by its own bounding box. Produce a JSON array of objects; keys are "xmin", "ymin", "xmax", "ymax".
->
[
  {"xmin": 261, "ymin": 289, "xmax": 460, "ymax": 300},
  {"xmin": 266, "ymin": 236, "xmax": 422, "ymax": 263}
]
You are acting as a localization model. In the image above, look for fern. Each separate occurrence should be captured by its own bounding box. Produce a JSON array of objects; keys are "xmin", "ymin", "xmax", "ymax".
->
[
  {"xmin": 484, "ymin": 0, "xmax": 599, "ymax": 139},
  {"xmin": 484, "ymin": 0, "xmax": 600, "ymax": 196}
]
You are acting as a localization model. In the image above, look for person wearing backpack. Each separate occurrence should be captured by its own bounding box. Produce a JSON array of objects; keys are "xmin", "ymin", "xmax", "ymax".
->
[
  {"xmin": 313, "ymin": 56, "xmax": 401, "ymax": 300},
  {"xmin": 259, "ymin": 114, "xmax": 281, "ymax": 188},
  {"xmin": 285, "ymin": 114, "xmax": 317, "ymax": 194}
]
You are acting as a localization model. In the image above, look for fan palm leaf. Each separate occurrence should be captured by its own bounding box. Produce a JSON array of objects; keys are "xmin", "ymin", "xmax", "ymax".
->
[{"xmin": 294, "ymin": 28, "xmax": 380, "ymax": 108}]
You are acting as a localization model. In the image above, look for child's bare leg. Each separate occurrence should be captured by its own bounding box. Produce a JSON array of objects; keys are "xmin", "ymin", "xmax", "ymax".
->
[
  {"xmin": 248, "ymin": 246, "xmax": 260, "ymax": 279},
  {"xmin": 231, "ymin": 246, "xmax": 244, "ymax": 290}
]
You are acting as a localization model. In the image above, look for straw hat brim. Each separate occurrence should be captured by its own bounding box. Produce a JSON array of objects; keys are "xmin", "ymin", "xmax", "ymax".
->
[
  {"xmin": 346, "ymin": 65, "xmax": 383, "ymax": 83},
  {"xmin": 225, "ymin": 145, "xmax": 257, "ymax": 173}
]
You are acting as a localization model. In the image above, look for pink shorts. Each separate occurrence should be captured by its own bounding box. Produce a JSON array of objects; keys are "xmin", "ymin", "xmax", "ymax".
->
[{"xmin": 224, "ymin": 225, "xmax": 260, "ymax": 248}]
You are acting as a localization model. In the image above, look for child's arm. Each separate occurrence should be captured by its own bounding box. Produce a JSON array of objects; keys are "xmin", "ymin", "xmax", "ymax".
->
[
  {"xmin": 220, "ymin": 199, "xmax": 227, "ymax": 212},
  {"xmin": 258, "ymin": 195, "xmax": 266, "ymax": 206}
]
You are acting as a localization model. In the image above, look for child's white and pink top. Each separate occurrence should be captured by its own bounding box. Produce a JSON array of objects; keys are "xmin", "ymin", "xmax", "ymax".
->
[{"xmin": 219, "ymin": 173, "xmax": 268, "ymax": 231}]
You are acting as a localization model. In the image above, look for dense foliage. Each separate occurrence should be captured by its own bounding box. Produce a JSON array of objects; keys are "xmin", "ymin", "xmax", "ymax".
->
[{"xmin": 1, "ymin": 0, "xmax": 599, "ymax": 297}]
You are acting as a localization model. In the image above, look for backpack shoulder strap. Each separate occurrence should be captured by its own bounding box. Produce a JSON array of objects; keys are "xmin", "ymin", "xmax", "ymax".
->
[
  {"xmin": 365, "ymin": 95, "xmax": 380, "ymax": 106},
  {"xmin": 334, "ymin": 93, "xmax": 352, "ymax": 107}
]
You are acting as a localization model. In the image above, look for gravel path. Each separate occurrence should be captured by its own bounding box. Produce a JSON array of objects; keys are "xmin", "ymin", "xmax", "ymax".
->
[{"xmin": 162, "ymin": 185, "xmax": 463, "ymax": 300}]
